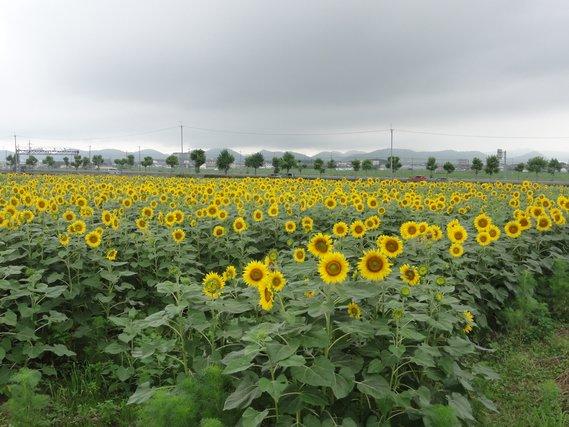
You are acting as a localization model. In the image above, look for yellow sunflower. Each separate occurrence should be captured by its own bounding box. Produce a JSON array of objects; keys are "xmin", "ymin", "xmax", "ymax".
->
[
  {"xmin": 332, "ymin": 221, "xmax": 349, "ymax": 237},
  {"xmin": 474, "ymin": 213, "xmax": 492, "ymax": 231},
  {"xmin": 399, "ymin": 264, "xmax": 420, "ymax": 286},
  {"xmin": 318, "ymin": 252, "xmax": 350, "ymax": 284},
  {"xmin": 449, "ymin": 243, "xmax": 464, "ymax": 258},
  {"xmin": 448, "ymin": 224, "xmax": 468, "ymax": 244},
  {"xmin": 284, "ymin": 220, "xmax": 297, "ymax": 233},
  {"xmin": 106, "ymin": 248, "xmax": 118, "ymax": 261},
  {"xmin": 308, "ymin": 233, "xmax": 333, "ymax": 257},
  {"xmin": 258, "ymin": 282, "xmax": 274, "ymax": 311},
  {"xmin": 475, "ymin": 232, "xmax": 492, "ymax": 247},
  {"xmin": 242, "ymin": 261, "xmax": 269, "ymax": 287},
  {"xmin": 223, "ymin": 265, "xmax": 237, "ymax": 281},
  {"xmin": 268, "ymin": 270, "xmax": 286, "ymax": 292},
  {"xmin": 400, "ymin": 221, "xmax": 420, "ymax": 239},
  {"xmin": 232, "ymin": 217, "xmax": 248, "ymax": 233},
  {"xmin": 293, "ymin": 247, "xmax": 306, "ymax": 263},
  {"xmin": 58, "ymin": 233, "xmax": 70, "ymax": 247},
  {"xmin": 84, "ymin": 231, "xmax": 102, "ymax": 249},
  {"xmin": 172, "ymin": 228, "xmax": 186, "ymax": 244},
  {"xmin": 212, "ymin": 225, "xmax": 226, "ymax": 238},
  {"xmin": 347, "ymin": 301, "xmax": 362, "ymax": 319},
  {"xmin": 202, "ymin": 272, "xmax": 225, "ymax": 299},
  {"xmin": 350, "ymin": 220, "xmax": 366, "ymax": 238},
  {"xmin": 358, "ymin": 250, "xmax": 391, "ymax": 281},
  {"xmin": 504, "ymin": 220, "xmax": 522, "ymax": 238},
  {"xmin": 535, "ymin": 215, "xmax": 552, "ymax": 232},
  {"xmin": 377, "ymin": 235, "xmax": 404, "ymax": 258}
]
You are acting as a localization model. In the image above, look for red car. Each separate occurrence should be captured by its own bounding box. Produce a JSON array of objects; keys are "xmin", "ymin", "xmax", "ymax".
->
[{"xmin": 409, "ymin": 175, "xmax": 428, "ymax": 182}]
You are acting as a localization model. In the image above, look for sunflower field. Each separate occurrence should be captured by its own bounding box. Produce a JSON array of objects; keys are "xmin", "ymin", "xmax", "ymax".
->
[{"xmin": 0, "ymin": 173, "xmax": 567, "ymax": 426}]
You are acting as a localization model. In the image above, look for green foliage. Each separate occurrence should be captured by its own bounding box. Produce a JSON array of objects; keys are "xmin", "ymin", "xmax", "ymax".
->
[
  {"xmin": 351, "ymin": 159, "xmax": 361, "ymax": 172},
  {"xmin": 200, "ymin": 418, "xmax": 224, "ymax": 427},
  {"xmin": 26, "ymin": 155, "xmax": 38, "ymax": 167},
  {"xmin": 361, "ymin": 159, "xmax": 373, "ymax": 171},
  {"xmin": 541, "ymin": 260, "xmax": 569, "ymax": 321},
  {"xmin": 423, "ymin": 404, "xmax": 460, "ymax": 427},
  {"xmin": 244, "ymin": 152, "xmax": 264, "ymax": 174},
  {"xmin": 527, "ymin": 156, "xmax": 548, "ymax": 174},
  {"xmin": 92, "ymin": 154, "xmax": 104, "ymax": 169},
  {"xmin": 216, "ymin": 149, "xmax": 234, "ymax": 174},
  {"xmin": 191, "ymin": 149, "xmax": 206, "ymax": 173},
  {"xmin": 386, "ymin": 155, "xmax": 401, "ymax": 172},
  {"xmin": 137, "ymin": 366, "xmax": 234, "ymax": 427},
  {"xmin": 141, "ymin": 156, "xmax": 154, "ymax": 169},
  {"xmin": 503, "ymin": 270, "xmax": 554, "ymax": 342},
  {"xmin": 313, "ymin": 158, "xmax": 324, "ymax": 173},
  {"xmin": 471, "ymin": 157, "xmax": 483, "ymax": 174},
  {"xmin": 426, "ymin": 157, "xmax": 437, "ymax": 177},
  {"xmin": 484, "ymin": 155, "xmax": 500, "ymax": 175},
  {"xmin": 443, "ymin": 161, "xmax": 455, "ymax": 174},
  {"xmin": 280, "ymin": 152, "xmax": 297, "ymax": 173},
  {"xmin": 3, "ymin": 368, "xmax": 50, "ymax": 427},
  {"xmin": 42, "ymin": 155, "xmax": 56, "ymax": 168},
  {"xmin": 166, "ymin": 154, "xmax": 179, "ymax": 168}
]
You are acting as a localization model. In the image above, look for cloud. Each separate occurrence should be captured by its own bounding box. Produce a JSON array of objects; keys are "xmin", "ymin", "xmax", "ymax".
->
[{"xmin": 1, "ymin": 0, "xmax": 569, "ymax": 155}]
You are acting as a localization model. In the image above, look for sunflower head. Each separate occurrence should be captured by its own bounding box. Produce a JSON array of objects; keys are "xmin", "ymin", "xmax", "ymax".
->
[
  {"xmin": 332, "ymin": 221, "xmax": 348, "ymax": 237},
  {"xmin": 243, "ymin": 261, "xmax": 269, "ymax": 287},
  {"xmin": 377, "ymin": 235, "xmax": 404, "ymax": 258},
  {"xmin": 308, "ymin": 233, "xmax": 333, "ymax": 257},
  {"xmin": 399, "ymin": 264, "xmax": 420, "ymax": 286},
  {"xmin": 350, "ymin": 220, "xmax": 366, "ymax": 238},
  {"xmin": 347, "ymin": 301, "xmax": 362, "ymax": 319},
  {"xmin": 232, "ymin": 217, "xmax": 248, "ymax": 233},
  {"xmin": 504, "ymin": 220, "xmax": 522, "ymax": 238},
  {"xmin": 318, "ymin": 252, "xmax": 350, "ymax": 284},
  {"xmin": 268, "ymin": 270, "xmax": 286, "ymax": 292},
  {"xmin": 202, "ymin": 272, "xmax": 225, "ymax": 299},
  {"xmin": 258, "ymin": 282, "xmax": 274, "ymax": 311},
  {"xmin": 293, "ymin": 248, "xmax": 306, "ymax": 263},
  {"xmin": 358, "ymin": 250, "xmax": 391, "ymax": 281},
  {"xmin": 172, "ymin": 228, "xmax": 186, "ymax": 244},
  {"xmin": 85, "ymin": 230, "xmax": 102, "ymax": 249},
  {"xmin": 449, "ymin": 243, "xmax": 464, "ymax": 258}
]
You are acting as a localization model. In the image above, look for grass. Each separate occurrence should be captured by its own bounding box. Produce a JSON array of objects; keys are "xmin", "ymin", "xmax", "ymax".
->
[{"xmin": 479, "ymin": 326, "xmax": 569, "ymax": 427}]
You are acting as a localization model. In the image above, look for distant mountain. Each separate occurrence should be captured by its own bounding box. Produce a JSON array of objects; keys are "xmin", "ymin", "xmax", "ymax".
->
[
  {"xmin": 205, "ymin": 148, "xmax": 243, "ymax": 161},
  {"xmin": 258, "ymin": 150, "xmax": 311, "ymax": 161},
  {"xmin": 312, "ymin": 148, "xmax": 490, "ymax": 163}
]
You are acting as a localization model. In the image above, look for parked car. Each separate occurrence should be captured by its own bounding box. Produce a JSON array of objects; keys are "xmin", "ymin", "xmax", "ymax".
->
[{"xmin": 409, "ymin": 175, "xmax": 427, "ymax": 182}]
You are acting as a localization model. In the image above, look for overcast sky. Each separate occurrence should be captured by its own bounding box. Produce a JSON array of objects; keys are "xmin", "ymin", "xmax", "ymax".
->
[{"xmin": 1, "ymin": 0, "xmax": 569, "ymax": 156}]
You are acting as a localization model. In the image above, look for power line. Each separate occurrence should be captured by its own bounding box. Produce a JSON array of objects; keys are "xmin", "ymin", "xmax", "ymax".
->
[
  {"xmin": 181, "ymin": 125, "xmax": 391, "ymax": 136},
  {"xmin": 15, "ymin": 126, "xmax": 179, "ymax": 142},
  {"xmin": 397, "ymin": 129, "xmax": 569, "ymax": 140}
]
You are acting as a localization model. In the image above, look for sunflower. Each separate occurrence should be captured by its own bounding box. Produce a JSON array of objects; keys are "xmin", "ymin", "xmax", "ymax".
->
[
  {"xmin": 212, "ymin": 225, "xmax": 226, "ymax": 238},
  {"xmin": 242, "ymin": 261, "xmax": 269, "ymax": 287},
  {"xmin": 62, "ymin": 210, "xmax": 76, "ymax": 222},
  {"xmin": 258, "ymin": 282, "xmax": 274, "ymax": 311},
  {"xmin": 223, "ymin": 265, "xmax": 237, "ymax": 281},
  {"xmin": 252, "ymin": 209, "xmax": 264, "ymax": 222},
  {"xmin": 474, "ymin": 213, "xmax": 492, "ymax": 231},
  {"xmin": 318, "ymin": 252, "xmax": 350, "ymax": 284},
  {"xmin": 449, "ymin": 243, "xmax": 464, "ymax": 258},
  {"xmin": 35, "ymin": 198, "xmax": 48, "ymax": 212},
  {"xmin": 399, "ymin": 264, "xmax": 420, "ymax": 286},
  {"xmin": 504, "ymin": 220, "xmax": 522, "ymax": 238},
  {"xmin": 268, "ymin": 204, "xmax": 279, "ymax": 217},
  {"xmin": 85, "ymin": 231, "xmax": 102, "ymax": 249},
  {"xmin": 301, "ymin": 216, "xmax": 314, "ymax": 232},
  {"xmin": 135, "ymin": 217, "xmax": 149, "ymax": 231},
  {"xmin": 475, "ymin": 232, "xmax": 492, "ymax": 246},
  {"xmin": 400, "ymin": 221, "xmax": 420, "ymax": 239},
  {"xmin": 293, "ymin": 247, "xmax": 306, "ymax": 263},
  {"xmin": 284, "ymin": 220, "xmax": 297, "ymax": 233},
  {"xmin": 58, "ymin": 233, "xmax": 70, "ymax": 247},
  {"xmin": 448, "ymin": 224, "xmax": 468, "ymax": 244},
  {"xmin": 324, "ymin": 197, "xmax": 337, "ymax": 209},
  {"xmin": 268, "ymin": 270, "xmax": 286, "ymax": 292},
  {"xmin": 202, "ymin": 272, "xmax": 225, "ymax": 299},
  {"xmin": 535, "ymin": 215, "xmax": 552, "ymax": 232},
  {"xmin": 141, "ymin": 207, "xmax": 154, "ymax": 218},
  {"xmin": 377, "ymin": 235, "xmax": 404, "ymax": 258},
  {"xmin": 350, "ymin": 220, "xmax": 366, "ymax": 238},
  {"xmin": 305, "ymin": 290, "xmax": 316, "ymax": 298},
  {"xmin": 172, "ymin": 228, "xmax": 186, "ymax": 244},
  {"xmin": 425, "ymin": 225, "xmax": 443, "ymax": 241},
  {"xmin": 232, "ymin": 217, "xmax": 248, "ymax": 233},
  {"xmin": 332, "ymin": 221, "xmax": 348, "ymax": 237},
  {"xmin": 487, "ymin": 224, "xmax": 501, "ymax": 241},
  {"xmin": 347, "ymin": 301, "xmax": 362, "ymax": 319},
  {"xmin": 358, "ymin": 250, "xmax": 391, "ymax": 281},
  {"xmin": 308, "ymin": 233, "xmax": 333, "ymax": 257},
  {"xmin": 106, "ymin": 248, "xmax": 118, "ymax": 261},
  {"xmin": 463, "ymin": 310, "xmax": 474, "ymax": 334},
  {"xmin": 70, "ymin": 220, "xmax": 86, "ymax": 235}
]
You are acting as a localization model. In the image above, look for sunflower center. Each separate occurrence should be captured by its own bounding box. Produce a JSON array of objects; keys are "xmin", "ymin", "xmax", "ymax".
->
[
  {"xmin": 325, "ymin": 261, "xmax": 342, "ymax": 276},
  {"xmin": 315, "ymin": 240, "xmax": 327, "ymax": 252},
  {"xmin": 355, "ymin": 226, "xmax": 363, "ymax": 233},
  {"xmin": 479, "ymin": 219, "xmax": 488, "ymax": 228},
  {"xmin": 386, "ymin": 240, "xmax": 398, "ymax": 252},
  {"xmin": 454, "ymin": 231, "xmax": 463, "ymax": 240},
  {"xmin": 264, "ymin": 287, "xmax": 272, "ymax": 301},
  {"xmin": 509, "ymin": 225, "xmax": 519, "ymax": 233},
  {"xmin": 366, "ymin": 256, "xmax": 383, "ymax": 272},
  {"xmin": 408, "ymin": 226, "xmax": 417, "ymax": 234},
  {"xmin": 405, "ymin": 270, "xmax": 415, "ymax": 280},
  {"xmin": 250, "ymin": 268, "xmax": 263, "ymax": 281}
]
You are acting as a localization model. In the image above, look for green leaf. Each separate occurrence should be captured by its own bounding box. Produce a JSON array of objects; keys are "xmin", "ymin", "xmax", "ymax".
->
[
  {"xmin": 115, "ymin": 366, "xmax": 134, "ymax": 382},
  {"xmin": 367, "ymin": 359, "xmax": 383, "ymax": 374},
  {"xmin": 0, "ymin": 310, "xmax": 17, "ymax": 326},
  {"xmin": 127, "ymin": 382, "xmax": 156, "ymax": 405},
  {"xmin": 290, "ymin": 356, "xmax": 335, "ymax": 387},
  {"xmin": 278, "ymin": 354, "xmax": 306, "ymax": 367},
  {"xmin": 259, "ymin": 375, "xmax": 288, "ymax": 401},
  {"xmin": 104, "ymin": 342, "xmax": 126, "ymax": 355},
  {"xmin": 224, "ymin": 374, "xmax": 261, "ymax": 410},
  {"xmin": 332, "ymin": 367, "xmax": 355, "ymax": 399},
  {"xmin": 266, "ymin": 342, "xmax": 298, "ymax": 363},
  {"xmin": 446, "ymin": 392, "xmax": 474, "ymax": 421},
  {"xmin": 357, "ymin": 375, "xmax": 391, "ymax": 400},
  {"xmin": 241, "ymin": 408, "xmax": 269, "ymax": 427},
  {"xmin": 46, "ymin": 344, "xmax": 76, "ymax": 357}
]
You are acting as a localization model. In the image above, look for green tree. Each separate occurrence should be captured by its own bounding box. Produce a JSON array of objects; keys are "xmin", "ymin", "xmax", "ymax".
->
[
  {"xmin": 190, "ymin": 149, "xmax": 206, "ymax": 174},
  {"xmin": 471, "ymin": 157, "xmax": 483, "ymax": 175},
  {"xmin": 426, "ymin": 157, "xmax": 437, "ymax": 177},
  {"xmin": 443, "ymin": 161, "xmax": 455, "ymax": 174},
  {"xmin": 216, "ymin": 149, "xmax": 234, "ymax": 175},
  {"xmin": 387, "ymin": 156, "xmax": 402, "ymax": 173},
  {"xmin": 548, "ymin": 158, "xmax": 562, "ymax": 175},
  {"xmin": 527, "ymin": 156, "xmax": 547, "ymax": 175},
  {"xmin": 71, "ymin": 155, "xmax": 82, "ymax": 170},
  {"xmin": 351, "ymin": 159, "xmax": 361, "ymax": 172},
  {"xmin": 515, "ymin": 163, "xmax": 525, "ymax": 178},
  {"xmin": 6, "ymin": 154, "xmax": 16, "ymax": 167},
  {"xmin": 142, "ymin": 156, "xmax": 154, "ymax": 170},
  {"xmin": 114, "ymin": 158, "xmax": 127, "ymax": 169},
  {"xmin": 272, "ymin": 157, "xmax": 281, "ymax": 174},
  {"xmin": 484, "ymin": 155, "xmax": 500, "ymax": 175},
  {"xmin": 313, "ymin": 158, "xmax": 325, "ymax": 174},
  {"xmin": 62, "ymin": 156, "xmax": 70, "ymax": 168},
  {"xmin": 41, "ymin": 155, "xmax": 55, "ymax": 168},
  {"xmin": 81, "ymin": 156, "xmax": 91, "ymax": 168},
  {"xmin": 361, "ymin": 159, "xmax": 373, "ymax": 174},
  {"xmin": 165, "ymin": 155, "xmax": 179, "ymax": 170},
  {"xmin": 280, "ymin": 152, "xmax": 297, "ymax": 173},
  {"xmin": 126, "ymin": 154, "xmax": 135, "ymax": 168},
  {"xmin": 92, "ymin": 154, "xmax": 104, "ymax": 169},
  {"xmin": 326, "ymin": 159, "xmax": 336, "ymax": 171},
  {"xmin": 25, "ymin": 155, "xmax": 38, "ymax": 168},
  {"xmin": 245, "ymin": 152, "xmax": 264, "ymax": 175}
]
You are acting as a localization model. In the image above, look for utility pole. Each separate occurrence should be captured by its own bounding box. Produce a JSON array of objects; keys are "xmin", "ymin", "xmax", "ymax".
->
[
  {"xmin": 390, "ymin": 126, "xmax": 394, "ymax": 175},
  {"xmin": 88, "ymin": 145, "xmax": 91, "ymax": 169},
  {"xmin": 180, "ymin": 123, "xmax": 184, "ymax": 168},
  {"xmin": 13, "ymin": 134, "xmax": 17, "ymax": 171},
  {"xmin": 138, "ymin": 145, "xmax": 141, "ymax": 171}
]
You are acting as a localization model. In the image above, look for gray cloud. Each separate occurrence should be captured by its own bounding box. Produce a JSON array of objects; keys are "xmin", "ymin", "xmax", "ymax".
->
[{"xmin": 1, "ymin": 0, "xmax": 569, "ymax": 155}]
